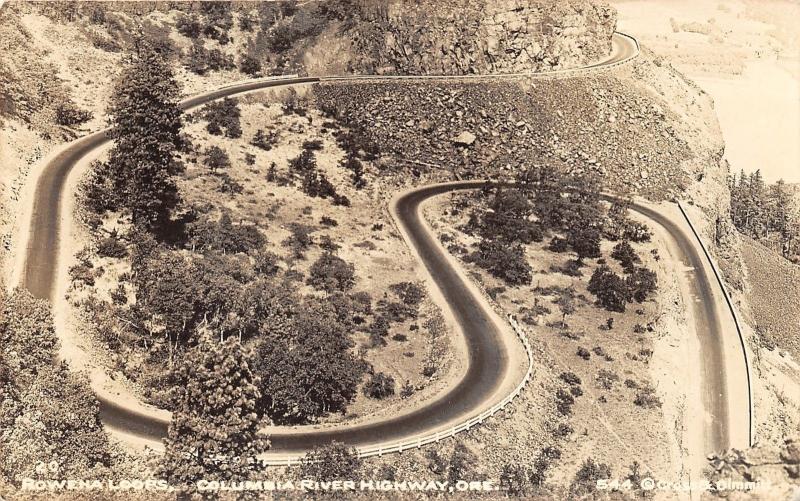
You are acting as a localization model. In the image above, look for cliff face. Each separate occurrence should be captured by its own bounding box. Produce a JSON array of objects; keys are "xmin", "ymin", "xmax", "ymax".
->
[{"xmin": 340, "ymin": 0, "xmax": 616, "ymax": 75}]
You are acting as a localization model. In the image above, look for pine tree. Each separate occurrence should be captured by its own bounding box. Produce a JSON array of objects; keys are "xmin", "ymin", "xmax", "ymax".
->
[
  {"xmin": 106, "ymin": 40, "xmax": 184, "ymax": 228},
  {"xmin": 161, "ymin": 332, "xmax": 269, "ymax": 493}
]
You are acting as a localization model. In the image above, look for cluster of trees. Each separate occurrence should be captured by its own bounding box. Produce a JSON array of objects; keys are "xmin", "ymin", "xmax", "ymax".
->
[
  {"xmin": 256, "ymin": 299, "xmax": 367, "ymax": 424},
  {"xmin": 465, "ymin": 166, "xmax": 608, "ymax": 285},
  {"xmin": 175, "ymin": 1, "xmax": 233, "ymax": 44},
  {"xmin": 289, "ymin": 148, "xmax": 350, "ymax": 206},
  {"xmin": 587, "ymin": 263, "xmax": 657, "ymax": 312},
  {"xmin": 0, "ymin": 290, "xmax": 113, "ymax": 484},
  {"xmin": 186, "ymin": 40, "xmax": 235, "ymax": 75},
  {"xmin": 499, "ymin": 446, "xmax": 561, "ymax": 496},
  {"xmin": 203, "ymin": 97, "xmax": 242, "ymax": 138},
  {"xmin": 729, "ymin": 170, "xmax": 799, "ymax": 260}
]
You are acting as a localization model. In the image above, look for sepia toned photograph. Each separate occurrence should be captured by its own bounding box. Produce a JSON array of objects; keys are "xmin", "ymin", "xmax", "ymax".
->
[{"xmin": 0, "ymin": 0, "xmax": 798, "ymax": 499}]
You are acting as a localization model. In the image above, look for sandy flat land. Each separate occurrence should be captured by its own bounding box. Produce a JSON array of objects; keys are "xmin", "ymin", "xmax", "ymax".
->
[{"xmin": 614, "ymin": 0, "xmax": 800, "ymax": 183}]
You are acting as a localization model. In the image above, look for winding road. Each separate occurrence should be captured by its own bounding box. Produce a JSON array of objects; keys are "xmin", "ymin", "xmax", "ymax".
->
[{"xmin": 11, "ymin": 31, "xmax": 749, "ymax": 462}]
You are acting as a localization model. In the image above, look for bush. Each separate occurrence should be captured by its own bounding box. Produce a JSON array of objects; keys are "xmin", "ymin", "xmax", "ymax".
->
[
  {"xmin": 551, "ymin": 259, "xmax": 584, "ymax": 277},
  {"xmin": 570, "ymin": 458, "xmax": 612, "ymax": 499},
  {"xmin": 308, "ymin": 252, "xmax": 355, "ymax": 292},
  {"xmin": 467, "ymin": 239, "xmax": 532, "ymax": 286},
  {"xmin": 555, "ymin": 423, "xmax": 574, "ymax": 437},
  {"xmin": 634, "ymin": 385, "xmax": 662, "ymax": 408},
  {"xmin": 588, "ymin": 265, "xmax": 630, "ymax": 312},
  {"xmin": 576, "ymin": 347, "xmax": 591, "ymax": 360},
  {"xmin": 611, "ymin": 240, "xmax": 640, "ymax": 272},
  {"xmin": 176, "ymin": 14, "xmax": 202, "ymax": 38},
  {"xmin": 252, "ymin": 249, "xmax": 280, "ymax": 275},
  {"xmin": 216, "ymin": 172, "xmax": 243, "ymax": 194},
  {"xmin": 626, "ymin": 267, "xmax": 658, "ymax": 303},
  {"xmin": 623, "ymin": 220, "xmax": 652, "ymax": 242},
  {"xmin": 548, "ymin": 236, "xmax": 570, "ymax": 253},
  {"xmin": 363, "ymin": 372, "xmax": 395, "ymax": 399},
  {"xmin": 559, "ymin": 371, "xmax": 581, "ymax": 386},
  {"xmin": 203, "ymin": 98, "xmax": 241, "ymax": 138},
  {"xmin": 55, "ymin": 101, "xmax": 93, "ymax": 126},
  {"xmin": 251, "ymin": 129, "xmax": 277, "ymax": 150},
  {"xmin": 568, "ymin": 227, "xmax": 602, "ymax": 259},
  {"xmin": 97, "ymin": 236, "xmax": 127, "ymax": 258},
  {"xmin": 320, "ymin": 216, "xmax": 338, "ymax": 227},
  {"xmin": 69, "ymin": 264, "xmax": 95, "ymax": 286},
  {"xmin": 302, "ymin": 139, "xmax": 324, "ymax": 151},
  {"xmin": 389, "ymin": 281, "xmax": 425, "ymax": 306},
  {"xmin": 187, "ymin": 213, "xmax": 265, "ymax": 254},
  {"xmin": 597, "ymin": 369, "xmax": 619, "ymax": 390},
  {"xmin": 238, "ymin": 53, "xmax": 261, "ymax": 76},
  {"xmin": 300, "ymin": 442, "xmax": 362, "ymax": 481}
]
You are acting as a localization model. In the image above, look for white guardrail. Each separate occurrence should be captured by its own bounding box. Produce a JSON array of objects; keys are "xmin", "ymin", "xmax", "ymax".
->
[{"xmin": 260, "ymin": 314, "xmax": 535, "ymax": 467}]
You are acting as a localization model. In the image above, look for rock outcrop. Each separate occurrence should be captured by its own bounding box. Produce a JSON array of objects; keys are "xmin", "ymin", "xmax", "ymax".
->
[{"xmin": 342, "ymin": 0, "xmax": 616, "ymax": 75}]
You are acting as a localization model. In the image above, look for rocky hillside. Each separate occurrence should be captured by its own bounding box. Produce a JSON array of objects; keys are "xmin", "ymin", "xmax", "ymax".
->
[
  {"xmin": 330, "ymin": 0, "xmax": 617, "ymax": 75},
  {"xmin": 314, "ymin": 48, "xmax": 720, "ymax": 201}
]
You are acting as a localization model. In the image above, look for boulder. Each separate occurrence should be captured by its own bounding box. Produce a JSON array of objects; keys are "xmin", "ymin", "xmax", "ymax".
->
[{"xmin": 453, "ymin": 131, "xmax": 476, "ymax": 146}]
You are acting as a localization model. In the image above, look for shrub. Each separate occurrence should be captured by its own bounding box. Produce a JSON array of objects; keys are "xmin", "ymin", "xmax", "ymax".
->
[
  {"xmin": 558, "ymin": 372, "xmax": 581, "ymax": 386},
  {"xmin": 588, "ymin": 265, "xmax": 630, "ymax": 312},
  {"xmin": 568, "ymin": 227, "xmax": 602, "ymax": 259},
  {"xmin": 307, "ymin": 252, "xmax": 355, "ymax": 292},
  {"xmin": 97, "ymin": 236, "xmax": 127, "ymax": 258},
  {"xmin": 238, "ymin": 53, "xmax": 261, "ymax": 76},
  {"xmin": 559, "ymin": 371, "xmax": 581, "ymax": 386},
  {"xmin": 302, "ymin": 139, "xmax": 324, "ymax": 151},
  {"xmin": 69, "ymin": 264, "xmax": 95, "ymax": 286},
  {"xmin": 556, "ymin": 388, "xmax": 575, "ymax": 405},
  {"xmin": 251, "ymin": 129, "xmax": 277, "ymax": 150},
  {"xmin": 555, "ymin": 423, "xmax": 574, "ymax": 437},
  {"xmin": 363, "ymin": 372, "xmax": 395, "ymax": 399},
  {"xmin": 576, "ymin": 347, "xmax": 591, "ymax": 360},
  {"xmin": 467, "ymin": 239, "xmax": 531, "ymax": 286},
  {"xmin": 203, "ymin": 98, "xmax": 241, "ymax": 138},
  {"xmin": 570, "ymin": 385, "xmax": 583, "ymax": 397},
  {"xmin": 320, "ymin": 216, "xmax": 338, "ymax": 227},
  {"xmin": 634, "ymin": 385, "xmax": 662, "ymax": 408},
  {"xmin": 216, "ymin": 172, "xmax": 243, "ymax": 194},
  {"xmin": 546, "ymin": 235, "xmax": 567, "ymax": 254},
  {"xmin": 500, "ymin": 464, "xmax": 530, "ymax": 497},
  {"xmin": 626, "ymin": 267, "xmax": 658, "ymax": 303},
  {"xmin": 611, "ymin": 240, "xmax": 640, "ymax": 271},
  {"xmin": 623, "ymin": 220, "xmax": 652, "ymax": 242},
  {"xmin": 300, "ymin": 442, "xmax": 362, "ymax": 481},
  {"xmin": 55, "ymin": 101, "xmax": 93, "ymax": 126},
  {"xmin": 282, "ymin": 223, "xmax": 315, "ymax": 258},
  {"xmin": 176, "ymin": 14, "xmax": 202, "ymax": 38},
  {"xmin": 252, "ymin": 249, "xmax": 280, "ymax": 275},
  {"xmin": 389, "ymin": 282, "xmax": 425, "ymax": 306},
  {"xmin": 187, "ymin": 213, "xmax": 265, "ymax": 254},
  {"xmin": 597, "ymin": 369, "xmax": 619, "ymax": 390},
  {"xmin": 570, "ymin": 458, "xmax": 612, "ymax": 499},
  {"xmin": 551, "ymin": 259, "xmax": 584, "ymax": 277}
]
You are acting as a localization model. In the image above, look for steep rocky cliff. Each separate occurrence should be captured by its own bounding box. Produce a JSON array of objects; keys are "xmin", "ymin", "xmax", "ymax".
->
[{"xmin": 335, "ymin": 0, "xmax": 617, "ymax": 75}]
